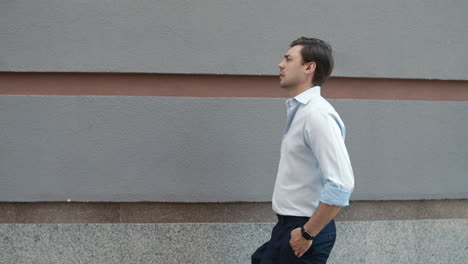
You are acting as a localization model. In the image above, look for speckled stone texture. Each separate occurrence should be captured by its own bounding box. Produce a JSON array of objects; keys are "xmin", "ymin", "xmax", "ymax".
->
[{"xmin": 1, "ymin": 219, "xmax": 467, "ymax": 264}]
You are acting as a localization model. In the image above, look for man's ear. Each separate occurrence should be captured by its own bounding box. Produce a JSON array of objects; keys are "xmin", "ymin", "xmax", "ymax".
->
[{"xmin": 305, "ymin": 62, "xmax": 316, "ymax": 74}]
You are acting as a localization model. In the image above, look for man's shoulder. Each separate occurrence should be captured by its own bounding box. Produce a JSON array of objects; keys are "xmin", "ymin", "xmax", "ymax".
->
[
  {"xmin": 300, "ymin": 97, "xmax": 344, "ymax": 130},
  {"xmin": 302, "ymin": 96, "xmax": 337, "ymax": 115}
]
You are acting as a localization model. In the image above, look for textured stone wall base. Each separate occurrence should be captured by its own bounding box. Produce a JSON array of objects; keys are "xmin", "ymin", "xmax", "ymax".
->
[{"xmin": 1, "ymin": 219, "xmax": 467, "ymax": 264}]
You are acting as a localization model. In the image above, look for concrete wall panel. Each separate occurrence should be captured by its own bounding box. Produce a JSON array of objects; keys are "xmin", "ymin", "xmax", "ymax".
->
[
  {"xmin": 1, "ymin": 0, "xmax": 467, "ymax": 79},
  {"xmin": 1, "ymin": 95, "xmax": 466, "ymax": 201}
]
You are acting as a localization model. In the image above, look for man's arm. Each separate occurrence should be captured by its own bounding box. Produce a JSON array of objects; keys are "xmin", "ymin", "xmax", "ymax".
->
[
  {"xmin": 289, "ymin": 202, "xmax": 341, "ymax": 257},
  {"xmin": 303, "ymin": 202, "xmax": 341, "ymax": 237}
]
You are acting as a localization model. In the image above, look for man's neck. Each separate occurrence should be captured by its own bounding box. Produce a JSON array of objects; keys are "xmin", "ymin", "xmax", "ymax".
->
[{"xmin": 287, "ymin": 84, "xmax": 313, "ymax": 98}]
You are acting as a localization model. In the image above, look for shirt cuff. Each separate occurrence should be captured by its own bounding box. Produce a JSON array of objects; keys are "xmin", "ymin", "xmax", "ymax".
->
[{"xmin": 319, "ymin": 181, "xmax": 352, "ymax": 207}]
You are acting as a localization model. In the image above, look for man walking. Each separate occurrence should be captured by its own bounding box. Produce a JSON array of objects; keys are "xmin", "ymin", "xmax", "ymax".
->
[{"xmin": 252, "ymin": 37, "xmax": 355, "ymax": 264}]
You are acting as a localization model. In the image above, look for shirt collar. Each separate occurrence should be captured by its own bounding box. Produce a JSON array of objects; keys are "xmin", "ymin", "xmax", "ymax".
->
[{"xmin": 294, "ymin": 86, "xmax": 321, "ymax": 105}]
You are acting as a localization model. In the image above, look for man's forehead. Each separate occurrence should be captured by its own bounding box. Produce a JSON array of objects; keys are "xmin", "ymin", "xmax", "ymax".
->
[{"xmin": 285, "ymin": 45, "xmax": 303, "ymax": 57}]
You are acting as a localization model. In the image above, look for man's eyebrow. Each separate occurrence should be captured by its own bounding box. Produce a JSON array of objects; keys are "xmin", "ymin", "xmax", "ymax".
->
[{"xmin": 284, "ymin": 54, "xmax": 292, "ymax": 59}]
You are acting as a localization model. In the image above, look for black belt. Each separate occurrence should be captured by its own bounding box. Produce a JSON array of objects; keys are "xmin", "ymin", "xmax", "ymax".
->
[{"xmin": 276, "ymin": 214, "xmax": 310, "ymax": 224}]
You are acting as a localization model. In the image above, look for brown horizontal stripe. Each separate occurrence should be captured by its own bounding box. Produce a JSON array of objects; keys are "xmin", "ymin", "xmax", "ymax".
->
[
  {"xmin": 0, "ymin": 72, "xmax": 467, "ymax": 100},
  {"xmin": 0, "ymin": 200, "xmax": 466, "ymax": 223}
]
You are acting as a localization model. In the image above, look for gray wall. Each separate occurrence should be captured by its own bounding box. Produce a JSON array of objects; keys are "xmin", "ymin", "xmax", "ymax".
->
[
  {"xmin": 1, "ymin": 95, "xmax": 467, "ymax": 202},
  {"xmin": 1, "ymin": 0, "xmax": 468, "ymax": 80}
]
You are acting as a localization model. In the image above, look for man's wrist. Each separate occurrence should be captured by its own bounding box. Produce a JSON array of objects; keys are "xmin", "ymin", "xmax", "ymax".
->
[{"xmin": 300, "ymin": 226, "xmax": 315, "ymax": 240}]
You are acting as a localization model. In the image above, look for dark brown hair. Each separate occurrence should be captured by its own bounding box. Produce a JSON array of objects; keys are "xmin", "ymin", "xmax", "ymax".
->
[{"xmin": 290, "ymin": 37, "xmax": 334, "ymax": 86}]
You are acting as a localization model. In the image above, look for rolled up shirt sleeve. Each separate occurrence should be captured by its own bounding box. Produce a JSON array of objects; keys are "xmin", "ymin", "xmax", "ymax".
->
[{"xmin": 305, "ymin": 111, "xmax": 355, "ymax": 207}]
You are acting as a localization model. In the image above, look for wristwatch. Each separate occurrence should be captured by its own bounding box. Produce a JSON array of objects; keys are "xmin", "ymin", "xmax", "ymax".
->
[{"xmin": 301, "ymin": 226, "xmax": 315, "ymax": 241}]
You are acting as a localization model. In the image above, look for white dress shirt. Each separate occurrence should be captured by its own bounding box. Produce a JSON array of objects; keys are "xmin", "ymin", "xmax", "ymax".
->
[{"xmin": 272, "ymin": 86, "xmax": 354, "ymax": 217}]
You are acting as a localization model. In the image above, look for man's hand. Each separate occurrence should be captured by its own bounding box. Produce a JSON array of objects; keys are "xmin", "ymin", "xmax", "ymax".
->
[{"xmin": 289, "ymin": 227, "xmax": 312, "ymax": 258}]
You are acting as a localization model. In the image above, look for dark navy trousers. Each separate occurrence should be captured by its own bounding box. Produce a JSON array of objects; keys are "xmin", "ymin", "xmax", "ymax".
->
[{"xmin": 252, "ymin": 215, "xmax": 336, "ymax": 264}]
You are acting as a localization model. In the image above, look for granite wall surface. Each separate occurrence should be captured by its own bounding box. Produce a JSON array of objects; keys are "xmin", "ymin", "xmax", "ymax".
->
[{"xmin": 1, "ymin": 219, "xmax": 467, "ymax": 264}]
